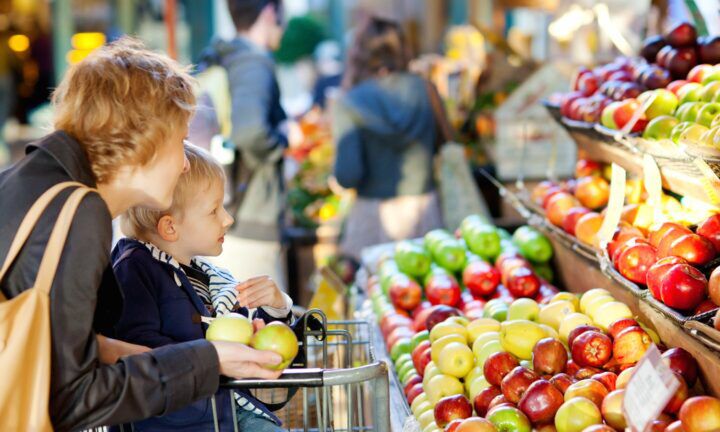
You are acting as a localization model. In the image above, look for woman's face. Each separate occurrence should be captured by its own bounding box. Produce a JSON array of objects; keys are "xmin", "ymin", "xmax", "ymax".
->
[{"xmin": 130, "ymin": 127, "xmax": 189, "ymax": 211}]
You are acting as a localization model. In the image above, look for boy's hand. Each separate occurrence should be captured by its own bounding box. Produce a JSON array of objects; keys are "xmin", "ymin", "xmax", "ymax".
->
[{"xmin": 236, "ymin": 276, "xmax": 286, "ymax": 310}]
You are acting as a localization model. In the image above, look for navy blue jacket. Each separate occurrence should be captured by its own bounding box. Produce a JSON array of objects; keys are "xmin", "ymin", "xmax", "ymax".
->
[{"xmin": 111, "ymin": 238, "xmax": 288, "ymax": 431}]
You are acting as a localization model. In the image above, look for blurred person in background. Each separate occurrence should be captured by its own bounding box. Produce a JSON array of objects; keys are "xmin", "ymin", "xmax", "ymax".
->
[
  {"xmin": 312, "ymin": 40, "xmax": 343, "ymax": 111},
  {"xmin": 198, "ymin": 0, "xmax": 289, "ymax": 291},
  {"xmin": 332, "ymin": 16, "xmax": 444, "ymax": 261},
  {"xmin": 0, "ymin": 29, "xmax": 14, "ymax": 166}
]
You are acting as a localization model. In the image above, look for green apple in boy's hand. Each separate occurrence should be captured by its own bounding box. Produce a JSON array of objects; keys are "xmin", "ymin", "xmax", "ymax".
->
[
  {"xmin": 206, "ymin": 313, "xmax": 253, "ymax": 344},
  {"xmin": 251, "ymin": 322, "xmax": 299, "ymax": 370}
]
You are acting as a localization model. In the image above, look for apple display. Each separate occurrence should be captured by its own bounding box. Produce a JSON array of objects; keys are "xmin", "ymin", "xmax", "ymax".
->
[
  {"xmin": 518, "ymin": 379, "xmax": 565, "ymax": 425},
  {"xmin": 433, "ymin": 394, "xmax": 473, "ymax": 428},
  {"xmin": 571, "ymin": 331, "xmax": 612, "ymax": 368},
  {"xmin": 501, "ymin": 366, "xmax": 540, "ymax": 404},
  {"xmin": 532, "ymin": 337, "xmax": 568, "ymax": 376},
  {"xmin": 679, "ymin": 396, "xmax": 720, "ymax": 432}
]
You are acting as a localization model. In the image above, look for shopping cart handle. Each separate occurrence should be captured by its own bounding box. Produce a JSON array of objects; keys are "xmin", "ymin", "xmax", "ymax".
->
[{"xmin": 220, "ymin": 368, "xmax": 325, "ymax": 389}]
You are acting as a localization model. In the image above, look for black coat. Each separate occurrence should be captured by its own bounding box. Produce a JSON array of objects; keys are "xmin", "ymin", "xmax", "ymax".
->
[{"xmin": 0, "ymin": 131, "xmax": 219, "ymax": 431}]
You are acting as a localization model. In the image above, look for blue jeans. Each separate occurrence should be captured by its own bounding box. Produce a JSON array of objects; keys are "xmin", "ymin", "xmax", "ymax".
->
[{"xmin": 235, "ymin": 408, "xmax": 285, "ymax": 432}]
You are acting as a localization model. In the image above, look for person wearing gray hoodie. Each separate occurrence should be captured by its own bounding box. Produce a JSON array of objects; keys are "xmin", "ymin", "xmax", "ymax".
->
[{"xmin": 332, "ymin": 16, "xmax": 443, "ymax": 260}]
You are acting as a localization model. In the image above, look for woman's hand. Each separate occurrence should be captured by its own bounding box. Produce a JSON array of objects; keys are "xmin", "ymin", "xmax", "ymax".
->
[
  {"xmin": 236, "ymin": 275, "xmax": 286, "ymax": 310},
  {"xmin": 96, "ymin": 335, "xmax": 151, "ymax": 365},
  {"xmin": 211, "ymin": 341, "xmax": 284, "ymax": 380}
]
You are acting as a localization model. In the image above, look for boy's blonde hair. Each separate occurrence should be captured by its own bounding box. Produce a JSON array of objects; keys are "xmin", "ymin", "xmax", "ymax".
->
[
  {"xmin": 52, "ymin": 37, "xmax": 196, "ymax": 184},
  {"xmin": 121, "ymin": 143, "xmax": 226, "ymax": 239}
]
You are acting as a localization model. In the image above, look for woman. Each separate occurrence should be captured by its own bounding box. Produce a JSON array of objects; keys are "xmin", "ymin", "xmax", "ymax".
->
[
  {"xmin": 0, "ymin": 38, "xmax": 283, "ymax": 431},
  {"xmin": 332, "ymin": 16, "xmax": 444, "ymax": 260}
]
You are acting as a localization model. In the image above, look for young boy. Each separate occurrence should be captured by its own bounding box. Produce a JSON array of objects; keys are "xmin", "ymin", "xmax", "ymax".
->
[{"xmin": 112, "ymin": 143, "xmax": 290, "ymax": 432}]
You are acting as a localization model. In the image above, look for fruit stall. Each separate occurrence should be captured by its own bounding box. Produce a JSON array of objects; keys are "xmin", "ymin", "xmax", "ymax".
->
[{"xmin": 346, "ymin": 21, "xmax": 720, "ymax": 432}]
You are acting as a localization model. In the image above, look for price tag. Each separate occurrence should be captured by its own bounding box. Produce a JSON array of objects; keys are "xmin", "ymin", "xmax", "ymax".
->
[
  {"xmin": 597, "ymin": 163, "xmax": 627, "ymax": 249},
  {"xmin": 623, "ymin": 344, "xmax": 680, "ymax": 432},
  {"xmin": 691, "ymin": 158, "xmax": 720, "ymax": 206}
]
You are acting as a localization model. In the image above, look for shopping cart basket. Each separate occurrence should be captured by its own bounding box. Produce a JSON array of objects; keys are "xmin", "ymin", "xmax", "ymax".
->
[{"xmin": 211, "ymin": 309, "xmax": 390, "ymax": 432}]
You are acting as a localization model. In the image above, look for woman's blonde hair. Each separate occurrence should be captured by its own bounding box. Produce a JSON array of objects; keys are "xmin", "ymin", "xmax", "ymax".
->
[
  {"xmin": 121, "ymin": 143, "xmax": 226, "ymax": 239},
  {"xmin": 52, "ymin": 36, "xmax": 196, "ymax": 183}
]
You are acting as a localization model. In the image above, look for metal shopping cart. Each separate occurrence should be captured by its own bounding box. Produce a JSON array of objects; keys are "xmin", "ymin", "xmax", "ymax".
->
[{"xmin": 210, "ymin": 309, "xmax": 391, "ymax": 432}]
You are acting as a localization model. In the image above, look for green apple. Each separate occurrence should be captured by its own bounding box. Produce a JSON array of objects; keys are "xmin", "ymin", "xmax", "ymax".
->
[
  {"xmin": 700, "ymin": 81, "xmax": 720, "ymax": 102},
  {"xmin": 424, "ymin": 229, "xmax": 453, "ymax": 252},
  {"xmin": 487, "ymin": 406, "xmax": 532, "ymax": 432},
  {"xmin": 394, "ymin": 241, "xmax": 431, "ymax": 278},
  {"xmin": 391, "ymin": 339, "xmax": 412, "ymax": 362},
  {"xmin": 402, "ymin": 371, "xmax": 419, "ymax": 387},
  {"xmin": 701, "ymin": 125, "xmax": 720, "ymax": 148},
  {"xmin": 555, "ymin": 397, "xmax": 602, "ymax": 432},
  {"xmin": 425, "ymin": 374, "xmax": 464, "ymax": 404},
  {"xmin": 639, "ymin": 89, "xmax": 679, "ymax": 119},
  {"xmin": 671, "ymin": 121, "xmax": 696, "ymax": 144},
  {"xmin": 601, "ymin": 101, "xmax": 622, "ymax": 129},
  {"xmin": 507, "ymin": 298, "xmax": 541, "ymax": 321},
  {"xmin": 410, "ymin": 330, "xmax": 430, "ymax": 351},
  {"xmin": 432, "ymin": 238, "xmax": 467, "ymax": 273},
  {"xmin": 437, "ymin": 341, "xmax": 474, "ymax": 378},
  {"xmin": 395, "ymin": 353, "xmax": 413, "ymax": 369},
  {"xmin": 677, "ymin": 123, "xmax": 711, "ymax": 145},
  {"xmin": 678, "ymin": 82, "xmax": 704, "ymax": 104},
  {"xmin": 701, "ymin": 69, "xmax": 720, "ymax": 85},
  {"xmin": 250, "ymin": 321, "xmax": 299, "ymax": 370},
  {"xmin": 398, "ymin": 362, "xmax": 416, "ymax": 383},
  {"xmin": 462, "ymin": 223, "xmax": 502, "ymax": 261},
  {"xmin": 643, "ymin": 115, "xmax": 680, "ymax": 140},
  {"xmin": 713, "ymin": 114, "xmax": 720, "ymax": 129},
  {"xmin": 696, "ymin": 103, "xmax": 720, "ymax": 127},
  {"xmin": 206, "ymin": 313, "xmax": 253, "ymax": 344},
  {"xmin": 679, "ymin": 102, "xmax": 704, "ymax": 122}
]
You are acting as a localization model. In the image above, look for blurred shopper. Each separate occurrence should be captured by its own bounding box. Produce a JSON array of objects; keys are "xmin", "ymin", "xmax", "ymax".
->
[
  {"xmin": 199, "ymin": 0, "xmax": 288, "ymax": 291},
  {"xmin": 312, "ymin": 40, "xmax": 343, "ymax": 110},
  {"xmin": 332, "ymin": 16, "xmax": 443, "ymax": 260},
  {"xmin": 0, "ymin": 38, "xmax": 282, "ymax": 431}
]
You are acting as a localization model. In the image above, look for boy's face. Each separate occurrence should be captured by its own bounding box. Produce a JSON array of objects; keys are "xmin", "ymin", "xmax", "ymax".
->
[{"xmin": 173, "ymin": 179, "xmax": 234, "ymax": 258}]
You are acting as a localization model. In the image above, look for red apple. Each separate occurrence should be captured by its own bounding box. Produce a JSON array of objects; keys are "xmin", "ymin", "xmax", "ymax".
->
[
  {"xmin": 659, "ymin": 263, "xmax": 708, "ymax": 311},
  {"xmin": 562, "ymin": 207, "xmax": 592, "ymax": 236},
  {"xmin": 613, "ymin": 98, "xmax": 648, "ymax": 132},
  {"xmin": 425, "ymin": 305, "xmax": 462, "ymax": 331},
  {"xmin": 607, "ymin": 318, "xmax": 640, "ymax": 339},
  {"xmin": 518, "ymin": 379, "xmax": 565, "ymax": 425},
  {"xmin": 533, "ymin": 181, "xmax": 560, "ymax": 206},
  {"xmin": 575, "ymin": 367, "xmax": 603, "ymax": 380},
  {"xmin": 667, "ymin": 47, "xmax": 698, "ymax": 80},
  {"xmin": 656, "ymin": 226, "xmax": 694, "ymax": 258},
  {"xmin": 695, "ymin": 299, "xmax": 717, "ymax": 315},
  {"xmin": 568, "ymin": 325, "xmax": 602, "ymax": 349},
  {"xmin": 662, "ymin": 347, "xmax": 699, "ymax": 387},
  {"xmin": 463, "ymin": 260, "xmax": 501, "ymax": 298},
  {"xmin": 646, "ymin": 256, "xmax": 688, "ymax": 300},
  {"xmin": 607, "ymin": 223, "xmax": 644, "ymax": 260},
  {"xmin": 577, "ymin": 73, "xmax": 600, "ymax": 96},
  {"xmin": 574, "ymin": 176, "xmax": 610, "ymax": 210},
  {"xmin": 445, "ymin": 419, "xmax": 464, "ymax": 432},
  {"xmin": 564, "ymin": 379, "xmax": 609, "ymax": 408},
  {"xmin": 501, "ymin": 366, "xmax": 540, "ymax": 404},
  {"xmin": 649, "ymin": 419, "xmax": 672, "ymax": 432},
  {"xmin": 454, "ymin": 417, "xmax": 497, "ymax": 432},
  {"xmin": 550, "ymin": 373, "xmax": 575, "ymax": 394},
  {"xmin": 679, "ymin": 396, "xmax": 720, "ymax": 432},
  {"xmin": 575, "ymin": 159, "xmax": 603, "ymax": 178},
  {"xmin": 426, "ymin": 273, "xmax": 462, "ymax": 307},
  {"xmin": 532, "ymin": 338, "xmax": 568, "ymax": 376},
  {"xmin": 699, "ymin": 35, "xmax": 720, "ymax": 64},
  {"xmin": 404, "ymin": 374, "xmax": 423, "ymax": 395},
  {"xmin": 697, "ymin": 214, "xmax": 720, "ymax": 253},
  {"xmin": 546, "ymin": 193, "xmax": 581, "ymax": 227},
  {"xmin": 413, "ymin": 305, "xmax": 440, "ymax": 332},
  {"xmin": 613, "ymin": 326, "xmax": 652, "ymax": 365},
  {"xmin": 664, "ymin": 373, "xmax": 689, "ymax": 415},
  {"xmin": 709, "ymin": 267, "xmax": 720, "ymax": 307},
  {"xmin": 488, "ymin": 394, "xmax": 514, "ymax": 411},
  {"xmin": 485, "ymin": 351, "xmax": 521, "ymax": 387},
  {"xmin": 406, "ymin": 382, "xmax": 425, "ymax": 405},
  {"xmin": 649, "ymin": 222, "xmax": 691, "ymax": 248},
  {"xmin": 473, "ymin": 386, "xmax": 503, "ymax": 417},
  {"xmin": 688, "ymin": 64, "xmax": 714, "ymax": 83},
  {"xmin": 666, "ymin": 233, "xmax": 716, "ymax": 266},
  {"xmin": 389, "ymin": 276, "xmax": 422, "ymax": 311},
  {"xmin": 413, "ymin": 346, "xmax": 432, "ymax": 377},
  {"xmin": 668, "ymin": 80, "xmax": 689, "ymax": 96},
  {"xmin": 591, "ymin": 372, "xmax": 617, "ymax": 392},
  {"xmin": 572, "ymin": 331, "xmax": 613, "ymax": 368},
  {"xmin": 434, "ymin": 394, "xmax": 473, "ymax": 427},
  {"xmin": 616, "ymin": 240, "xmax": 658, "ymax": 284},
  {"xmin": 506, "ymin": 266, "xmax": 541, "ymax": 298},
  {"xmin": 565, "ymin": 360, "xmax": 581, "ymax": 377},
  {"xmin": 664, "ymin": 22, "xmax": 697, "ymax": 48}
]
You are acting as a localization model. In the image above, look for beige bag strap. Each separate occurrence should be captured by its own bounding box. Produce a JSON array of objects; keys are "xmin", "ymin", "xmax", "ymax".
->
[
  {"xmin": 0, "ymin": 182, "xmax": 86, "ymax": 287},
  {"xmin": 34, "ymin": 187, "xmax": 93, "ymax": 295}
]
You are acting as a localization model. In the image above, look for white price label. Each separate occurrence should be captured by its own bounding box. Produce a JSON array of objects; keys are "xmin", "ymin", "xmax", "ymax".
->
[
  {"xmin": 597, "ymin": 163, "xmax": 627, "ymax": 249},
  {"xmin": 623, "ymin": 344, "xmax": 680, "ymax": 432}
]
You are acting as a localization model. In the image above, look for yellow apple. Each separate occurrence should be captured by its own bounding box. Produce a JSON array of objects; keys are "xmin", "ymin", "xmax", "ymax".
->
[
  {"xmin": 474, "ymin": 339, "xmax": 504, "ymax": 368},
  {"xmin": 464, "ymin": 366, "xmax": 485, "ymax": 393},
  {"xmin": 584, "ymin": 295, "xmax": 615, "ymax": 320},
  {"xmin": 540, "ymin": 323, "xmax": 560, "ymax": 339},
  {"xmin": 430, "ymin": 321, "xmax": 468, "ymax": 343},
  {"xmin": 472, "ymin": 331, "xmax": 500, "ymax": 353},
  {"xmin": 551, "ymin": 292, "xmax": 580, "ymax": 310},
  {"xmin": 579, "ymin": 288, "xmax": 611, "ymax": 313},
  {"xmin": 559, "ymin": 313, "xmax": 594, "ymax": 343},
  {"xmin": 437, "ymin": 342, "xmax": 475, "ymax": 378},
  {"xmin": 413, "ymin": 400, "xmax": 432, "ymax": 417},
  {"xmin": 467, "ymin": 374, "xmax": 492, "ymax": 400},
  {"xmin": 500, "ymin": 320, "xmax": 547, "ymax": 360},
  {"xmin": 411, "ymin": 392, "xmax": 429, "ymax": 413},
  {"xmin": 417, "ymin": 408, "xmax": 436, "ymax": 429},
  {"xmin": 423, "ymin": 362, "xmax": 441, "ymax": 388},
  {"xmin": 447, "ymin": 316, "xmax": 470, "ymax": 327},
  {"xmin": 592, "ymin": 302, "xmax": 632, "ymax": 331},
  {"xmin": 508, "ymin": 298, "xmax": 541, "ymax": 321},
  {"xmin": 431, "ymin": 334, "xmax": 467, "ymax": 364},
  {"xmin": 426, "ymin": 374, "xmax": 465, "ymax": 404},
  {"xmin": 467, "ymin": 318, "xmax": 501, "ymax": 343},
  {"xmin": 539, "ymin": 300, "xmax": 576, "ymax": 330}
]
